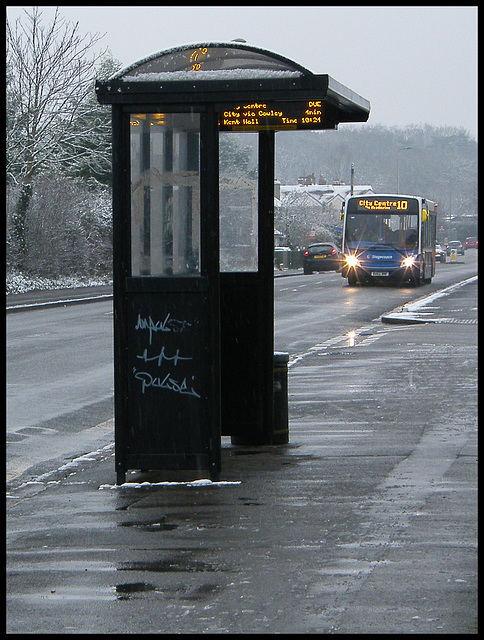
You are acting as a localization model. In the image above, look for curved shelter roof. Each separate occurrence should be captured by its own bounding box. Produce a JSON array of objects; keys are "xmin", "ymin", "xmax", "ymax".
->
[
  {"xmin": 96, "ymin": 41, "xmax": 370, "ymax": 128},
  {"xmin": 111, "ymin": 41, "xmax": 312, "ymax": 78}
]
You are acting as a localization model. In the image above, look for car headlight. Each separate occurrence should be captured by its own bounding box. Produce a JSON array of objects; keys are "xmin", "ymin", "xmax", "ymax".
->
[
  {"xmin": 345, "ymin": 254, "xmax": 360, "ymax": 268},
  {"xmin": 402, "ymin": 255, "xmax": 416, "ymax": 268}
]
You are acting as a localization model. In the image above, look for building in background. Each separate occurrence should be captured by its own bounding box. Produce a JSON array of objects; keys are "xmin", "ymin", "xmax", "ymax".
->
[{"xmin": 274, "ymin": 179, "xmax": 374, "ymax": 249}]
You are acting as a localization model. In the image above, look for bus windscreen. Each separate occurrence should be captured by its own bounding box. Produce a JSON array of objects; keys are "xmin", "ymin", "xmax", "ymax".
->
[{"xmin": 345, "ymin": 212, "xmax": 418, "ymax": 249}]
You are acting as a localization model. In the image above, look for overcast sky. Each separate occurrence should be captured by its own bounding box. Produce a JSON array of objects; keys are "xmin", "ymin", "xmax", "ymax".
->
[{"xmin": 7, "ymin": 6, "xmax": 478, "ymax": 140}]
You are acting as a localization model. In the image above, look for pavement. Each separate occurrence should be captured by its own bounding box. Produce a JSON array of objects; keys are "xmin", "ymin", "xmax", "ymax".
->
[
  {"xmin": 6, "ymin": 277, "xmax": 477, "ymax": 634},
  {"xmin": 6, "ymin": 284, "xmax": 114, "ymax": 312}
]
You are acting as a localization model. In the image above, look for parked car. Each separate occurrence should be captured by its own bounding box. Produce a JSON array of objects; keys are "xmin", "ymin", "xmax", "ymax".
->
[
  {"xmin": 446, "ymin": 240, "xmax": 464, "ymax": 256},
  {"xmin": 465, "ymin": 236, "xmax": 478, "ymax": 249},
  {"xmin": 303, "ymin": 242, "xmax": 342, "ymax": 273},
  {"xmin": 435, "ymin": 244, "xmax": 447, "ymax": 263}
]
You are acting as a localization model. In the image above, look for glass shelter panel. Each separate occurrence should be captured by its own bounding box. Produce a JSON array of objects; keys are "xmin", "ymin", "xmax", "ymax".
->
[
  {"xmin": 219, "ymin": 132, "xmax": 258, "ymax": 272},
  {"xmin": 130, "ymin": 112, "xmax": 200, "ymax": 276}
]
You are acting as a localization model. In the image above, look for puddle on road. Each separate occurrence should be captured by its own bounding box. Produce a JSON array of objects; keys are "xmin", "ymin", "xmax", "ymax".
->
[
  {"xmin": 115, "ymin": 582, "xmax": 156, "ymax": 599},
  {"xmin": 230, "ymin": 449, "xmax": 264, "ymax": 456},
  {"xmin": 119, "ymin": 519, "xmax": 179, "ymax": 532},
  {"xmin": 117, "ymin": 557, "xmax": 224, "ymax": 573},
  {"xmin": 238, "ymin": 496, "xmax": 264, "ymax": 506},
  {"xmin": 114, "ymin": 581, "xmax": 223, "ymax": 601}
]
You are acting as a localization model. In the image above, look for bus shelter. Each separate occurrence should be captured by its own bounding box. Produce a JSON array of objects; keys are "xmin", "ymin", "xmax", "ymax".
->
[{"xmin": 96, "ymin": 42, "xmax": 370, "ymax": 484}]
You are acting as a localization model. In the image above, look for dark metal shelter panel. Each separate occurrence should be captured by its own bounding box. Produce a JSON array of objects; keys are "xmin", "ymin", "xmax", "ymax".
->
[
  {"xmin": 124, "ymin": 283, "xmax": 213, "ymax": 472},
  {"xmin": 96, "ymin": 41, "xmax": 370, "ymax": 483}
]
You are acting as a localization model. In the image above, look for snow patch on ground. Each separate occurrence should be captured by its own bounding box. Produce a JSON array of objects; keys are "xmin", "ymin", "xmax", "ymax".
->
[
  {"xmin": 381, "ymin": 275, "xmax": 477, "ymax": 323},
  {"xmin": 99, "ymin": 479, "xmax": 241, "ymax": 489},
  {"xmin": 6, "ymin": 271, "xmax": 112, "ymax": 295}
]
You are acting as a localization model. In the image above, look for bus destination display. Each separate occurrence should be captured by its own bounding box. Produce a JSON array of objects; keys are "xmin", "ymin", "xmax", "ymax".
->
[
  {"xmin": 349, "ymin": 197, "xmax": 419, "ymax": 214},
  {"xmin": 219, "ymin": 100, "xmax": 329, "ymax": 131},
  {"xmin": 357, "ymin": 198, "xmax": 413, "ymax": 211}
]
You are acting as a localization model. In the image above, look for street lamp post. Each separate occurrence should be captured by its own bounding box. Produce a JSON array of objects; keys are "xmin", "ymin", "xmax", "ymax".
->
[{"xmin": 396, "ymin": 146, "xmax": 413, "ymax": 194}]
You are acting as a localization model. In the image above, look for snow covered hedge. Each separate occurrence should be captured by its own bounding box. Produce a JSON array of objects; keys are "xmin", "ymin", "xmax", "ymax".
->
[
  {"xmin": 6, "ymin": 271, "xmax": 112, "ymax": 295},
  {"xmin": 7, "ymin": 176, "xmax": 113, "ymax": 284}
]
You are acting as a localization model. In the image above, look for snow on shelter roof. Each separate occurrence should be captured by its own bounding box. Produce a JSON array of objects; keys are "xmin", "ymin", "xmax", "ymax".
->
[{"xmin": 110, "ymin": 41, "xmax": 312, "ymax": 80}]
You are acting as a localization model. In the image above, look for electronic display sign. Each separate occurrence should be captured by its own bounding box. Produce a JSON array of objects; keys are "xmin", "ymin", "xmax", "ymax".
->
[
  {"xmin": 348, "ymin": 196, "xmax": 419, "ymax": 214},
  {"xmin": 219, "ymin": 100, "xmax": 332, "ymax": 131}
]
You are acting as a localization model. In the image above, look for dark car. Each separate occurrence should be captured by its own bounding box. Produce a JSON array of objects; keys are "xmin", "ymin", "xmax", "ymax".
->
[
  {"xmin": 465, "ymin": 236, "xmax": 478, "ymax": 249},
  {"xmin": 303, "ymin": 242, "xmax": 342, "ymax": 274},
  {"xmin": 435, "ymin": 244, "xmax": 447, "ymax": 263},
  {"xmin": 446, "ymin": 240, "xmax": 464, "ymax": 256}
]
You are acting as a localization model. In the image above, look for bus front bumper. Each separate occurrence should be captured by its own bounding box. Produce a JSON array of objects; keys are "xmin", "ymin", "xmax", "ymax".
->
[{"xmin": 341, "ymin": 263, "xmax": 421, "ymax": 284}]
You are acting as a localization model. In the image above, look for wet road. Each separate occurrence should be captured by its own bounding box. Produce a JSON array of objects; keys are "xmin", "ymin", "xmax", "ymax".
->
[
  {"xmin": 6, "ymin": 301, "xmax": 115, "ymax": 485},
  {"xmin": 6, "ymin": 267, "xmax": 477, "ymax": 633},
  {"xmin": 274, "ymin": 252, "xmax": 477, "ymax": 353}
]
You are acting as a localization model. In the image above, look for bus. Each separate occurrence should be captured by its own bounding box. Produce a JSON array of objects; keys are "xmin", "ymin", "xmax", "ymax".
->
[{"xmin": 341, "ymin": 194, "xmax": 437, "ymax": 286}]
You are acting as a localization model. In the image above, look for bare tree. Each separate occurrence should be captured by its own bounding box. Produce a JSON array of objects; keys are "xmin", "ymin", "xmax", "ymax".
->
[
  {"xmin": 23, "ymin": 175, "xmax": 112, "ymax": 278},
  {"xmin": 6, "ymin": 7, "xmax": 107, "ymax": 269},
  {"xmin": 276, "ymin": 191, "xmax": 340, "ymax": 249}
]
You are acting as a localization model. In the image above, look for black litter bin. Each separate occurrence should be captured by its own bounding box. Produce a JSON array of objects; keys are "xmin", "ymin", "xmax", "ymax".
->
[{"xmin": 273, "ymin": 352, "xmax": 289, "ymax": 444}]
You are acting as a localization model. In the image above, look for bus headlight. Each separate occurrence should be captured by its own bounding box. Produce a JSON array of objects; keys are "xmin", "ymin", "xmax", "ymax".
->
[
  {"xmin": 402, "ymin": 255, "xmax": 416, "ymax": 268},
  {"xmin": 345, "ymin": 254, "xmax": 360, "ymax": 268}
]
